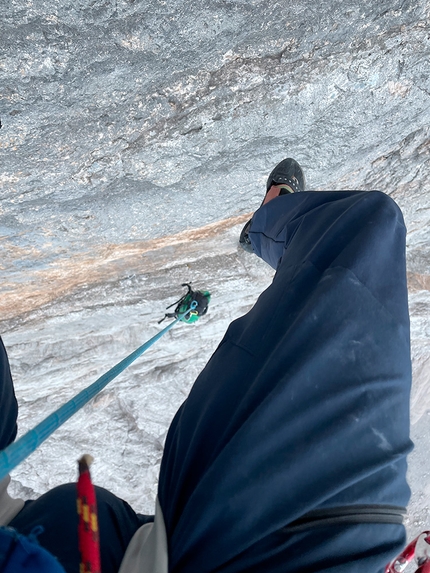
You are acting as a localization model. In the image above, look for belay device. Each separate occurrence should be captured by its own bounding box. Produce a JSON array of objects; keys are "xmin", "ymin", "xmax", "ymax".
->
[{"xmin": 158, "ymin": 283, "xmax": 211, "ymax": 324}]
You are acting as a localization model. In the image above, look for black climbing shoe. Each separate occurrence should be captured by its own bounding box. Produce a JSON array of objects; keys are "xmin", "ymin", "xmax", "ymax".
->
[
  {"xmin": 239, "ymin": 158, "xmax": 305, "ymax": 253},
  {"xmin": 266, "ymin": 157, "xmax": 305, "ymax": 193}
]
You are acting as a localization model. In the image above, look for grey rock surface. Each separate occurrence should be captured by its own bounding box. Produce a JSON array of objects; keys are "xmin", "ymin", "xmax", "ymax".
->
[
  {"xmin": 1, "ymin": 0, "xmax": 430, "ymax": 558},
  {"xmin": 2, "ymin": 0, "xmax": 429, "ymax": 255}
]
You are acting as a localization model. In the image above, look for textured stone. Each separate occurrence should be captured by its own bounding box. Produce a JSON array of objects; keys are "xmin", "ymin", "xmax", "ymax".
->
[{"xmin": 2, "ymin": 0, "xmax": 429, "ymax": 255}]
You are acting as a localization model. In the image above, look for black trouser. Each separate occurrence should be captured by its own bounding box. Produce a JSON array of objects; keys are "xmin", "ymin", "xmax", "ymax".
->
[{"xmin": 158, "ymin": 191, "xmax": 412, "ymax": 573}]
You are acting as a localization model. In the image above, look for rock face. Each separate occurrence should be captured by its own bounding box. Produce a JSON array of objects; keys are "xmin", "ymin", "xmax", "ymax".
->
[
  {"xmin": 1, "ymin": 0, "xmax": 430, "ymax": 546},
  {"xmin": 2, "ymin": 0, "xmax": 429, "ymax": 253}
]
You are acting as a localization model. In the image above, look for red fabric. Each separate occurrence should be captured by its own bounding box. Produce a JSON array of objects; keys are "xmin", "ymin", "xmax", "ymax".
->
[{"xmin": 77, "ymin": 459, "xmax": 101, "ymax": 573}]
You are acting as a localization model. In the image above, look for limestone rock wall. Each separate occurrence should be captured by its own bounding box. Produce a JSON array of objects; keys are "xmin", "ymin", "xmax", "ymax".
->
[{"xmin": 1, "ymin": 0, "xmax": 430, "ymax": 548}]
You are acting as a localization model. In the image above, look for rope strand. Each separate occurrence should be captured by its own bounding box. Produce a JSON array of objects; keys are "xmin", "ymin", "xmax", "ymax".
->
[{"xmin": 0, "ymin": 301, "xmax": 198, "ymax": 481}]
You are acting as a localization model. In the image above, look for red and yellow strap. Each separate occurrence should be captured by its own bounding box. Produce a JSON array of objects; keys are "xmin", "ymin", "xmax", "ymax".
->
[{"xmin": 77, "ymin": 454, "xmax": 101, "ymax": 573}]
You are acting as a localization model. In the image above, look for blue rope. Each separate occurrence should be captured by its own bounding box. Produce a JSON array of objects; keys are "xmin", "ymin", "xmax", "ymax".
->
[{"xmin": 0, "ymin": 301, "xmax": 198, "ymax": 482}]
